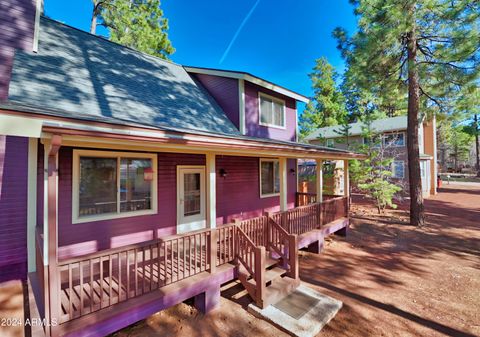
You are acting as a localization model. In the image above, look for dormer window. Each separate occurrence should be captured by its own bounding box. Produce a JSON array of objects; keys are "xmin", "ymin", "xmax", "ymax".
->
[{"xmin": 259, "ymin": 93, "xmax": 285, "ymax": 128}]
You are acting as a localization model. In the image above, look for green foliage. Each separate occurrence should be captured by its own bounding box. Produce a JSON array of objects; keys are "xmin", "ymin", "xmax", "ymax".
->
[
  {"xmin": 351, "ymin": 113, "xmax": 402, "ymax": 213},
  {"xmin": 333, "ymin": 0, "xmax": 480, "ymax": 115},
  {"xmin": 449, "ymin": 126, "xmax": 473, "ymax": 170},
  {"xmin": 299, "ymin": 57, "xmax": 346, "ymax": 139},
  {"xmin": 94, "ymin": 0, "xmax": 175, "ymax": 60}
]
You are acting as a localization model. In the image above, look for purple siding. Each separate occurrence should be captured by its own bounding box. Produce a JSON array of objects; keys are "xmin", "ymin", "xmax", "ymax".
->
[
  {"xmin": 0, "ymin": 136, "xmax": 28, "ymax": 282},
  {"xmin": 192, "ymin": 73, "xmax": 240, "ymax": 128},
  {"xmin": 0, "ymin": 0, "xmax": 36, "ymax": 100},
  {"xmin": 57, "ymin": 148, "xmax": 205, "ymax": 260},
  {"xmin": 55, "ymin": 149, "xmax": 298, "ymax": 260},
  {"xmin": 244, "ymin": 81, "xmax": 297, "ymax": 142},
  {"xmin": 216, "ymin": 156, "xmax": 297, "ymax": 224}
]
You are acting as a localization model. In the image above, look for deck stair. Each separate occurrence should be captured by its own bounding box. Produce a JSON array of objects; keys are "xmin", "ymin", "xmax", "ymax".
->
[{"xmin": 235, "ymin": 217, "xmax": 300, "ymax": 309}]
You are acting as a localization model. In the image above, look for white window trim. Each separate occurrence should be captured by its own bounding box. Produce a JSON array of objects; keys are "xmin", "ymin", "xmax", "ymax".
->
[
  {"xmin": 392, "ymin": 160, "xmax": 405, "ymax": 179},
  {"xmin": 72, "ymin": 149, "xmax": 158, "ymax": 224},
  {"xmin": 383, "ymin": 132, "xmax": 406, "ymax": 147},
  {"xmin": 259, "ymin": 158, "xmax": 280, "ymax": 198},
  {"xmin": 326, "ymin": 139, "xmax": 335, "ymax": 147},
  {"xmin": 258, "ymin": 92, "xmax": 286, "ymax": 129}
]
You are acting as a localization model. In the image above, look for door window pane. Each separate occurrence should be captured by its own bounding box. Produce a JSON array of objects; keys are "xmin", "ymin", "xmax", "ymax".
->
[
  {"xmin": 79, "ymin": 157, "xmax": 117, "ymax": 216},
  {"xmin": 120, "ymin": 158, "xmax": 152, "ymax": 212},
  {"xmin": 184, "ymin": 173, "xmax": 201, "ymax": 216}
]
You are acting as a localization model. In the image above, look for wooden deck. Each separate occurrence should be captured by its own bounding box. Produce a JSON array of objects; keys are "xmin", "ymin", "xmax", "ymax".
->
[{"xmin": 35, "ymin": 196, "xmax": 349, "ymax": 336}]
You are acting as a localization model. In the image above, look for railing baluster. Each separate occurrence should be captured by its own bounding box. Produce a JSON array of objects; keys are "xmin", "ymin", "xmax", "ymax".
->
[
  {"xmin": 118, "ymin": 252, "xmax": 121, "ymax": 302},
  {"xmin": 68, "ymin": 264, "xmax": 72, "ymax": 320},
  {"xmin": 134, "ymin": 249, "xmax": 138, "ymax": 297},
  {"xmin": 126, "ymin": 251, "xmax": 130, "ymax": 299},
  {"xmin": 100, "ymin": 256, "xmax": 104, "ymax": 308},
  {"xmin": 89, "ymin": 259, "xmax": 94, "ymax": 311},
  {"xmin": 109, "ymin": 254, "xmax": 112, "ymax": 306},
  {"xmin": 79, "ymin": 261, "xmax": 84, "ymax": 315}
]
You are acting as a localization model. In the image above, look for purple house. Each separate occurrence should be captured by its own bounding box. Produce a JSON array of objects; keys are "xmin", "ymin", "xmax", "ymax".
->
[{"xmin": 0, "ymin": 3, "xmax": 363, "ymax": 337}]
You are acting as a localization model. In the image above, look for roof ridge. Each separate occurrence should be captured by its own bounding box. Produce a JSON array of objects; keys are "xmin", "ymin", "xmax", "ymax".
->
[{"xmin": 40, "ymin": 15, "xmax": 181, "ymax": 68}]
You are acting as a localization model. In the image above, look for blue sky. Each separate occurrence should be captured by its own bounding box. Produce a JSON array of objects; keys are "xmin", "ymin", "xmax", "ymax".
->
[{"xmin": 44, "ymin": 0, "xmax": 357, "ymax": 110}]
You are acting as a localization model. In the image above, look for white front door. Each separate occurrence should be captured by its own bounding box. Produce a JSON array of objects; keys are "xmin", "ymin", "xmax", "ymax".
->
[{"xmin": 177, "ymin": 166, "xmax": 206, "ymax": 234}]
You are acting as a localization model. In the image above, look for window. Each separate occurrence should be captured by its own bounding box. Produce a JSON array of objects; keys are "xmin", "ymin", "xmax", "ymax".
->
[
  {"xmin": 392, "ymin": 161, "xmax": 405, "ymax": 179},
  {"xmin": 383, "ymin": 132, "xmax": 405, "ymax": 147},
  {"xmin": 326, "ymin": 139, "xmax": 335, "ymax": 148},
  {"xmin": 260, "ymin": 159, "xmax": 280, "ymax": 197},
  {"xmin": 72, "ymin": 150, "xmax": 157, "ymax": 223},
  {"xmin": 259, "ymin": 93, "xmax": 285, "ymax": 128}
]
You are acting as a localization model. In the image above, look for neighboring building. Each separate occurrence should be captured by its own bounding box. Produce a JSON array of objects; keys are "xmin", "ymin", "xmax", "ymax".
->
[
  {"xmin": 305, "ymin": 115, "xmax": 438, "ymax": 197},
  {"xmin": 0, "ymin": 4, "xmax": 363, "ymax": 337}
]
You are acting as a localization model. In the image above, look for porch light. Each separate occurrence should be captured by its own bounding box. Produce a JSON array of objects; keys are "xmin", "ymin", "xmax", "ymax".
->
[
  {"xmin": 143, "ymin": 167, "xmax": 154, "ymax": 181},
  {"xmin": 219, "ymin": 168, "xmax": 228, "ymax": 178}
]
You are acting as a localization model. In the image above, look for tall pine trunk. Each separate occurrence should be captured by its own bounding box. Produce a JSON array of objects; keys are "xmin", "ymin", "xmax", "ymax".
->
[
  {"xmin": 90, "ymin": 1, "xmax": 99, "ymax": 35},
  {"xmin": 406, "ymin": 27, "xmax": 425, "ymax": 227}
]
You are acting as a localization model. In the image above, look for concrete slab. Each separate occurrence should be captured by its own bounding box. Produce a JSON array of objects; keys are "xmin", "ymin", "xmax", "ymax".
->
[{"xmin": 247, "ymin": 284, "xmax": 342, "ymax": 337}]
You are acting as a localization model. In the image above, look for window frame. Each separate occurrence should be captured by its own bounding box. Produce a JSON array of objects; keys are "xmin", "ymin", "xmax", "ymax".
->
[
  {"xmin": 391, "ymin": 160, "xmax": 405, "ymax": 179},
  {"xmin": 258, "ymin": 92, "xmax": 286, "ymax": 129},
  {"xmin": 326, "ymin": 139, "xmax": 335, "ymax": 148},
  {"xmin": 72, "ymin": 149, "xmax": 158, "ymax": 224},
  {"xmin": 259, "ymin": 158, "xmax": 280, "ymax": 198},
  {"xmin": 383, "ymin": 132, "xmax": 405, "ymax": 147}
]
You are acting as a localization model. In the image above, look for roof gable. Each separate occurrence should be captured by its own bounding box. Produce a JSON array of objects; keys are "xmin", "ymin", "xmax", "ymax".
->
[{"xmin": 7, "ymin": 17, "xmax": 240, "ymax": 136}]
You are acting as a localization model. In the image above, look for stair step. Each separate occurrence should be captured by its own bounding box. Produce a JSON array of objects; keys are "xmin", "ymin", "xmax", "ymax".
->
[
  {"xmin": 237, "ymin": 257, "xmax": 280, "ymax": 278},
  {"xmin": 266, "ymin": 257, "xmax": 279, "ymax": 269},
  {"xmin": 245, "ymin": 267, "xmax": 287, "ymax": 287},
  {"xmin": 262, "ymin": 277, "xmax": 300, "ymax": 308}
]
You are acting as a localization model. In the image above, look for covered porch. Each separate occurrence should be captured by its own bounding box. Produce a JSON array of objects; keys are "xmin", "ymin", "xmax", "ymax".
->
[{"xmin": 29, "ymin": 122, "xmax": 360, "ymax": 337}]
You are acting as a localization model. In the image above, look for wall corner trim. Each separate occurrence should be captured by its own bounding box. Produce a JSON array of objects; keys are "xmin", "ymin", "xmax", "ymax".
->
[{"xmin": 238, "ymin": 79, "xmax": 246, "ymax": 135}]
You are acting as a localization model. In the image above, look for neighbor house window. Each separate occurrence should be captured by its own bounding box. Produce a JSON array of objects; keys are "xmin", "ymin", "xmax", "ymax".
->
[
  {"xmin": 383, "ymin": 132, "xmax": 405, "ymax": 147},
  {"xmin": 326, "ymin": 139, "xmax": 335, "ymax": 148},
  {"xmin": 72, "ymin": 150, "xmax": 157, "ymax": 223},
  {"xmin": 392, "ymin": 160, "xmax": 405, "ymax": 179},
  {"xmin": 260, "ymin": 159, "xmax": 280, "ymax": 197},
  {"xmin": 259, "ymin": 93, "xmax": 285, "ymax": 128}
]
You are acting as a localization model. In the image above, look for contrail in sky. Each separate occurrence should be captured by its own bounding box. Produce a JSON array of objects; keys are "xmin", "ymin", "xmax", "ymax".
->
[{"xmin": 219, "ymin": 0, "xmax": 261, "ymax": 64}]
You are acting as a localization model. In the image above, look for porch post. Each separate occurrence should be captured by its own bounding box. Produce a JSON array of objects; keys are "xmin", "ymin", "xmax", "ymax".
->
[
  {"xmin": 343, "ymin": 159, "xmax": 349, "ymax": 198},
  {"xmin": 315, "ymin": 159, "xmax": 323, "ymax": 203},
  {"xmin": 279, "ymin": 157, "xmax": 287, "ymax": 211},
  {"xmin": 206, "ymin": 153, "xmax": 216, "ymax": 228},
  {"xmin": 46, "ymin": 135, "xmax": 61, "ymax": 336},
  {"xmin": 27, "ymin": 138, "xmax": 38, "ymax": 273}
]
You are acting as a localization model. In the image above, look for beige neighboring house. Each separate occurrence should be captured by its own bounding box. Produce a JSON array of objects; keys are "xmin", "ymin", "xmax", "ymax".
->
[{"xmin": 304, "ymin": 115, "xmax": 438, "ymax": 197}]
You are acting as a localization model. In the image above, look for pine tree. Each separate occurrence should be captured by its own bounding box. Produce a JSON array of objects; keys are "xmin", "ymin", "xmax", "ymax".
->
[
  {"xmin": 90, "ymin": 0, "xmax": 175, "ymax": 60},
  {"xmin": 333, "ymin": 0, "xmax": 480, "ymax": 226},
  {"xmin": 299, "ymin": 57, "xmax": 346, "ymax": 139}
]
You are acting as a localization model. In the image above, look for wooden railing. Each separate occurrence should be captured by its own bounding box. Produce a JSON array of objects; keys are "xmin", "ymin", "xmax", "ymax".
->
[
  {"xmin": 48, "ymin": 197, "xmax": 348, "ymax": 325},
  {"xmin": 216, "ymin": 224, "xmax": 236, "ymax": 266},
  {"xmin": 295, "ymin": 192, "xmax": 345, "ymax": 207},
  {"xmin": 321, "ymin": 196, "xmax": 348, "ymax": 225},
  {"xmin": 56, "ymin": 229, "xmax": 214, "ymax": 323},
  {"xmin": 234, "ymin": 227, "xmax": 257, "ymax": 278},
  {"xmin": 239, "ymin": 216, "xmax": 268, "ymax": 247}
]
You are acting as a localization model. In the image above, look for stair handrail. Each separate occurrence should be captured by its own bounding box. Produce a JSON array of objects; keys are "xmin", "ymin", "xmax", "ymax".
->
[
  {"xmin": 266, "ymin": 217, "xmax": 290, "ymax": 267},
  {"xmin": 234, "ymin": 225, "xmax": 257, "ymax": 277}
]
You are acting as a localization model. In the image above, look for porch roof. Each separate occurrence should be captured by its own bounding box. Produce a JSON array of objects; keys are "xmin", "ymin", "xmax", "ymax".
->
[{"xmin": 0, "ymin": 103, "xmax": 365, "ymax": 160}]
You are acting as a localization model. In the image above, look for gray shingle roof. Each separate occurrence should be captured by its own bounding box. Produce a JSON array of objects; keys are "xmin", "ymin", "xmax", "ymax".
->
[{"xmin": 7, "ymin": 17, "xmax": 241, "ymax": 136}]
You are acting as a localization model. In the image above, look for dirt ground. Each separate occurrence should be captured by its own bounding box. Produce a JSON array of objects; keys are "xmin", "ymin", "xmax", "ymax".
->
[
  {"xmin": 112, "ymin": 184, "xmax": 479, "ymax": 337},
  {"xmin": 1, "ymin": 184, "xmax": 477, "ymax": 337}
]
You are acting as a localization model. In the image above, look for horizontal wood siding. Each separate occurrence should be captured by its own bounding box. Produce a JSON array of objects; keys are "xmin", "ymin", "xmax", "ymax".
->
[
  {"xmin": 0, "ymin": 136, "xmax": 28, "ymax": 281},
  {"xmin": 244, "ymin": 81, "xmax": 297, "ymax": 142},
  {"xmin": 57, "ymin": 148, "xmax": 205, "ymax": 260},
  {"xmin": 192, "ymin": 73, "xmax": 240, "ymax": 129},
  {"xmin": 216, "ymin": 156, "xmax": 296, "ymax": 224},
  {"xmin": 0, "ymin": 0, "xmax": 36, "ymax": 99}
]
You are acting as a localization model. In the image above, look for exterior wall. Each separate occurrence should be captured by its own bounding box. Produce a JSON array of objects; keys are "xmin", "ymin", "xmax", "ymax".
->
[
  {"xmin": 54, "ymin": 149, "xmax": 297, "ymax": 260},
  {"xmin": 0, "ymin": 0, "xmax": 37, "ymax": 100},
  {"xmin": 244, "ymin": 81, "xmax": 297, "ymax": 142},
  {"xmin": 191, "ymin": 74, "xmax": 240, "ymax": 129},
  {"xmin": 216, "ymin": 156, "xmax": 296, "ymax": 224},
  {"xmin": 310, "ymin": 135, "xmax": 363, "ymax": 150},
  {"xmin": 56, "ymin": 148, "xmax": 205, "ymax": 260},
  {"xmin": 0, "ymin": 136, "xmax": 28, "ymax": 282}
]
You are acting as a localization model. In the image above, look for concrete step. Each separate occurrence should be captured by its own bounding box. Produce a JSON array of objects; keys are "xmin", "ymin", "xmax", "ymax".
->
[{"xmin": 262, "ymin": 277, "xmax": 300, "ymax": 308}]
